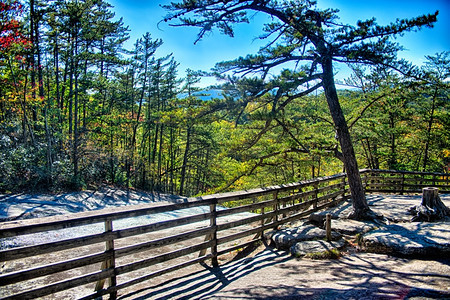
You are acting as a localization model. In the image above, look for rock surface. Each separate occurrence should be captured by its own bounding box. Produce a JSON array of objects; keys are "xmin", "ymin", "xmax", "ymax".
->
[
  {"xmin": 291, "ymin": 239, "xmax": 346, "ymax": 257},
  {"xmin": 267, "ymin": 225, "xmax": 342, "ymax": 250},
  {"xmin": 0, "ymin": 186, "xmax": 187, "ymax": 221},
  {"xmin": 272, "ymin": 194, "xmax": 450, "ymax": 257},
  {"xmin": 329, "ymin": 219, "xmax": 378, "ymax": 235},
  {"xmin": 308, "ymin": 201, "xmax": 353, "ymax": 223},
  {"xmin": 1, "ymin": 191, "xmax": 449, "ymax": 299},
  {"xmin": 362, "ymin": 220, "xmax": 450, "ymax": 256}
]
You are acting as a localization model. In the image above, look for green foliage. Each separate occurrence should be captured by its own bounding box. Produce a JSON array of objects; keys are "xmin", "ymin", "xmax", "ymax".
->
[
  {"xmin": 0, "ymin": 0, "xmax": 447, "ymax": 196},
  {"xmin": 0, "ymin": 130, "xmax": 63, "ymax": 192},
  {"xmin": 347, "ymin": 55, "xmax": 449, "ymax": 173}
]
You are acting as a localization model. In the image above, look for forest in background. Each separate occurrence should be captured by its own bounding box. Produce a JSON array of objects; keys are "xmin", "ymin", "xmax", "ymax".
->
[{"xmin": 0, "ymin": 0, "xmax": 449, "ymax": 196}]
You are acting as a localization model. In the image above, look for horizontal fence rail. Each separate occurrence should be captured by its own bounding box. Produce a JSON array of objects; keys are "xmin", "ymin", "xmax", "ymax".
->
[
  {"xmin": 0, "ymin": 169, "xmax": 448, "ymax": 299},
  {"xmin": 361, "ymin": 169, "xmax": 450, "ymax": 194}
]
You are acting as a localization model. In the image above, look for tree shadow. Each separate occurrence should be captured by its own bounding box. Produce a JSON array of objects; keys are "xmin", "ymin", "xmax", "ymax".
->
[
  {"xmin": 200, "ymin": 284, "xmax": 449, "ymax": 299},
  {"xmin": 118, "ymin": 247, "xmax": 292, "ymax": 300},
  {"xmin": 365, "ymin": 221, "xmax": 450, "ymax": 257},
  {"xmin": 117, "ymin": 246, "xmax": 450, "ymax": 300}
]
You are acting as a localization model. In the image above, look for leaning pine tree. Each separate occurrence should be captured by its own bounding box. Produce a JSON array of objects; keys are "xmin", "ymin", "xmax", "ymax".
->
[{"xmin": 164, "ymin": 0, "xmax": 438, "ymax": 220}]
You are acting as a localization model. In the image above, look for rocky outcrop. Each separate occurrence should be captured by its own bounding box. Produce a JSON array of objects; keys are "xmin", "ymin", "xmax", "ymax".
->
[
  {"xmin": 328, "ymin": 219, "xmax": 378, "ymax": 235},
  {"xmin": 267, "ymin": 194, "xmax": 450, "ymax": 258},
  {"xmin": 266, "ymin": 225, "xmax": 342, "ymax": 250},
  {"xmin": 291, "ymin": 239, "xmax": 346, "ymax": 257},
  {"xmin": 264, "ymin": 224, "xmax": 346, "ymax": 258},
  {"xmin": 362, "ymin": 221, "xmax": 450, "ymax": 256}
]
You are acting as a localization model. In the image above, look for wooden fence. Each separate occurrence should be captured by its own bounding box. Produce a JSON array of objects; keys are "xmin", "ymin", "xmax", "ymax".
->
[
  {"xmin": 0, "ymin": 169, "xmax": 448, "ymax": 299},
  {"xmin": 361, "ymin": 169, "xmax": 450, "ymax": 194}
]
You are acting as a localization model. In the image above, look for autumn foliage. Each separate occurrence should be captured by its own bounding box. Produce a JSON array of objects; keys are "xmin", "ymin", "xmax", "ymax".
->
[{"xmin": 0, "ymin": 1, "xmax": 31, "ymax": 52}]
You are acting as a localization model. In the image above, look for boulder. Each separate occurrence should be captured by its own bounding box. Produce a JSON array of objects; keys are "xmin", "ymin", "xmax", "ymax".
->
[
  {"xmin": 362, "ymin": 221, "xmax": 450, "ymax": 256},
  {"xmin": 309, "ymin": 201, "xmax": 353, "ymax": 223},
  {"xmin": 269, "ymin": 225, "xmax": 342, "ymax": 250},
  {"xmin": 330, "ymin": 219, "xmax": 378, "ymax": 235},
  {"xmin": 291, "ymin": 239, "xmax": 346, "ymax": 257}
]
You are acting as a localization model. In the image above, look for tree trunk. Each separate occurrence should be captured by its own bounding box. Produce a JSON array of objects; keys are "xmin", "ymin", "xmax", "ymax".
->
[
  {"xmin": 422, "ymin": 87, "xmax": 438, "ymax": 171},
  {"xmin": 410, "ymin": 187, "xmax": 450, "ymax": 221},
  {"xmin": 179, "ymin": 126, "xmax": 192, "ymax": 195},
  {"xmin": 29, "ymin": 0, "xmax": 37, "ymax": 125},
  {"xmin": 388, "ymin": 115, "xmax": 396, "ymax": 169},
  {"xmin": 321, "ymin": 56, "xmax": 373, "ymax": 220},
  {"xmin": 157, "ymin": 123, "xmax": 164, "ymax": 191},
  {"xmin": 73, "ymin": 29, "xmax": 79, "ymax": 189},
  {"xmin": 68, "ymin": 36, "xmax": 74, "ymax": 137}
]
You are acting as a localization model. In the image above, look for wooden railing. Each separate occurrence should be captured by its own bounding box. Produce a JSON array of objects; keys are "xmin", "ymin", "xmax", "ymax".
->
[
  {"xmin": 361, "ymin": 169, "xmax": 450, "ymax": 194},
  {"xmin": 0, "ymin": 169, "xmax": 448, "ymax": 299}
]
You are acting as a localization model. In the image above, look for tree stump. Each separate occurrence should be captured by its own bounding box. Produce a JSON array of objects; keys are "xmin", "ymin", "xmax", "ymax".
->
[{"xmin": 409, "ymin": 187, "xmax": 450, "ymax": 222}]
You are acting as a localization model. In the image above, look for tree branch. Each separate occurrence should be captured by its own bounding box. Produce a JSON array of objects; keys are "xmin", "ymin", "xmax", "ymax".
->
[{"xmin": 348, "ymin": 93, "xmax": 387, "ymax": 129}]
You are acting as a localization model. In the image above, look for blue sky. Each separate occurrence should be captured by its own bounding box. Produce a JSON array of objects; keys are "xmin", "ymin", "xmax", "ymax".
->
[{"xmin": 109, "ymin": 0, "xmax": 449, "ymax": 87}]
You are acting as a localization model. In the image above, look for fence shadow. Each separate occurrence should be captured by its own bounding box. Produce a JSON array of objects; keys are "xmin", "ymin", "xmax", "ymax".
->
[
  {"xmin": 118, "ymin": 246, "xmax": 291, "ymax": 300},
  {"xmin": 118, "ymin": 246, "xmax": 450, "ymax": 300}
]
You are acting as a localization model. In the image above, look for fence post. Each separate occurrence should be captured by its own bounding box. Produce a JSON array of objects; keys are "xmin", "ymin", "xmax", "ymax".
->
[
  {"xmin": 342, "ymin": 176, "xmax": 347, "ymax": 198},
  {"xmin": 199, "ymin": 199, "xmax": 218, "ymax": 267},
  {"xmin": 325, "ymin": 214, "xmax": 332, "ymax": 242},
  {"xmin": 445, "ymin": 173, "xmax": 450, "ymax": 187},
  {"xmin": 371, "ymin": 171, "xmax": 376, "ymax": 192},
  {"xmin": 313, "ymin": 182, "xmax": 319, "ymax": 209},
  {"xmin": 273, "ymin": 191, "xmax": 279, "ymax": 228},
  {"xmin": 210, "ymin": 199, "xmax": 218, "ymax": 267},
  {"xmin": 360, "ymin": 172, "xmax": 366, "ymax": 191},
  {"xmin": 94, "ymin": 219, "xmax": 117, "ymax": 299},
  {"xmin": 419, "ymin": 173, "xmax": 425, "ymax": 192},
  {"xmin": 400, "ymin": 173, "xmax": 405, "ymax": 195},
  {"xmin": 260, "ymin": 198, "xmax": 265, "ymax": 233}
]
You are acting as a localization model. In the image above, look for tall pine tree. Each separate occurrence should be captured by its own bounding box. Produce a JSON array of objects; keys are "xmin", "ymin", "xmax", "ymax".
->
[{"xmin": 164, "ymin": 0, "xmax": 438, "ymax": 219}]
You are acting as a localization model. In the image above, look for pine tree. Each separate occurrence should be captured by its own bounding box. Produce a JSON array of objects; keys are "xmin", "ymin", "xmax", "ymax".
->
[{"xmin": 164, "ymin": 0, "xmax": 438, "ymax": 219}]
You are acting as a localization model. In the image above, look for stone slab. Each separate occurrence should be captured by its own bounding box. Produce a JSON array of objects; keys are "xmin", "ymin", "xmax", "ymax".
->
[
  {"xmin": 330, "ymin": 219, "xmax": 378, "ymax": 235},
  {"xmin": 268, "ymin": 225, "xmax": 342, "ymax": 250},
  {"xmin": 309, "ymin": 200, "xmax": 353, "ymax": 223},
  {"xmin": 363, "ymin": 221, "xmax": 450, "ymax": 256},
  {"xmin": 291, "ymin": 239, "xmax": 346, "ymax": 257}
]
